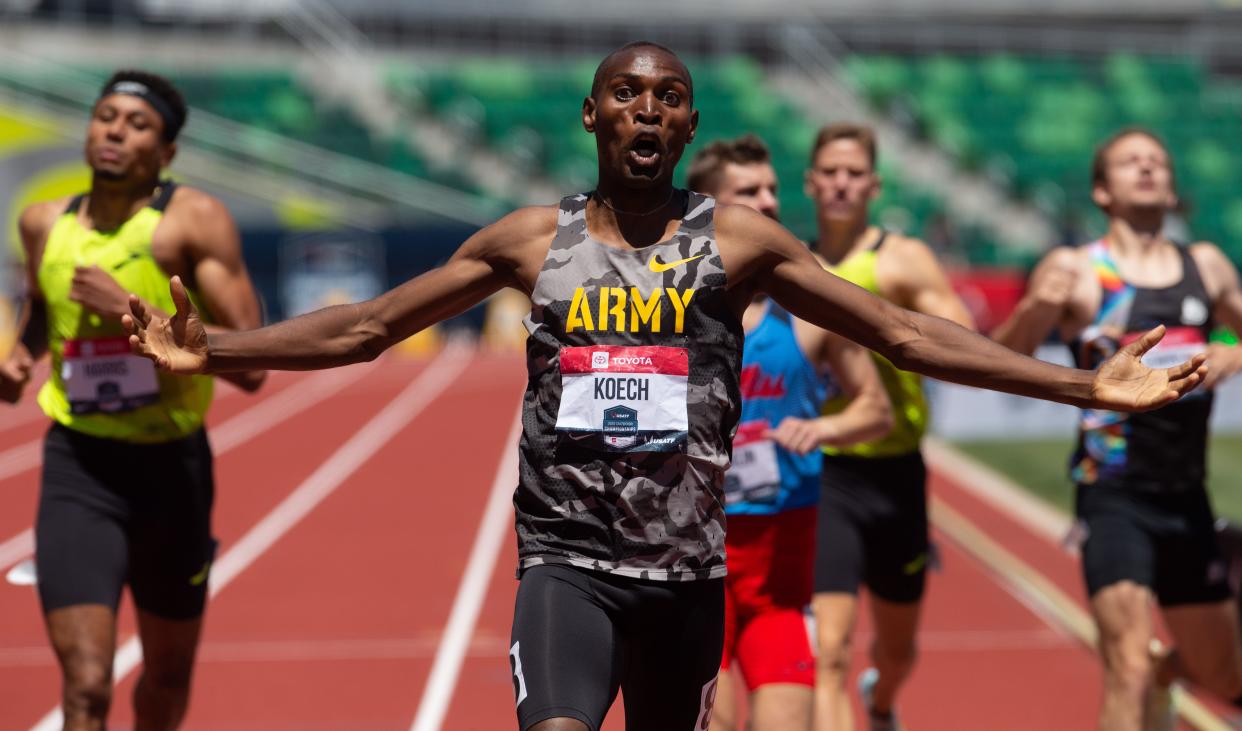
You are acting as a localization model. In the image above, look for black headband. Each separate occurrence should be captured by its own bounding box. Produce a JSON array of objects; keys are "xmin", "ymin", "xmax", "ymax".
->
[{"xmin": 99, "ymin": 80, "xmax": 185, "ymax": 141}]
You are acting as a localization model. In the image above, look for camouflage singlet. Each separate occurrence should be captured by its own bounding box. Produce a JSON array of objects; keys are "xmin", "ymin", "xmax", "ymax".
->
[{"xmin": 516, "ymin": 191, "xmax": 743, "ymax": 581}]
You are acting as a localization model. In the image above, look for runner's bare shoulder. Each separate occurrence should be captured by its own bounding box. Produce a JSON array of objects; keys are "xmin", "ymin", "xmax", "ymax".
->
[{"xmin": 17, "ymin": 197, "xmax": 71, "ymax": 273}]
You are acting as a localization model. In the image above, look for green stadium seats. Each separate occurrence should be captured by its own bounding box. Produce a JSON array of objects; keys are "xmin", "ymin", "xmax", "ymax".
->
[{"xmin": 849, "ymin": 52, "xmax": 1242, "ymax": 262}]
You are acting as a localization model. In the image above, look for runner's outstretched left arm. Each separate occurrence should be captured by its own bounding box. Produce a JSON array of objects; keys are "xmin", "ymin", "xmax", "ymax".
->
[{"xmin": 718, "ymin": 205, "xmax": 1205, "ymax": 412}]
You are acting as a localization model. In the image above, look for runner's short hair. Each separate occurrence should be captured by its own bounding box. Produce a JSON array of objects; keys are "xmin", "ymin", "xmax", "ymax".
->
[
  {"xmin": 809, "ymin": 123, "xmax": 877, "ymax": 168},
  {"xmin": 686, "ymin": 134, "xmax": 771, "ymax": 194}
]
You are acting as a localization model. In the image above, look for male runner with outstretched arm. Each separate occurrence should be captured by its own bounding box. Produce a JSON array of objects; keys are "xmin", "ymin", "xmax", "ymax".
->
[
  {"xmin": 126, "ymin": 45, "xmax": 1205, "ymax": 731},
  {"xmin": 0, "ymin": 70, "xmax": 265, "ymax": 730},
  {"xmin": 688, "ymin": 134, "xmax": 892, "ymax": 731},
  {"xmin": 804, "ymin": 123, "xmax": 976, "ymax": 731},
  {"xmin": 993, "ymin": 128, "xmax": 1242, "ymax": 730}
]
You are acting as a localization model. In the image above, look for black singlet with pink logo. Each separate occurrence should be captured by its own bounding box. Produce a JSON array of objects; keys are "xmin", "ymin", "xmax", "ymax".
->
[
  {"xmin": 516, "ymin": 191, "xmax": 743, "ymax": 581},
  {"xmin": 1071, "ymin": 241, "xmax": 1214, "ymax": 492}
]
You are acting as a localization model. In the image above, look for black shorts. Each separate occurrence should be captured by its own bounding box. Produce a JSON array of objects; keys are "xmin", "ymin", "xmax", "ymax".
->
[
  {"xmin": 510, "ymin": 563, "xmax": 724, "ymax": 731},
  {"xmin": 36, "ymin": 423, "xmax": 216, "ymax": 620},
  {"xmin": 1076, "ymin": 482, "xmax": 1231, "ymax": 607},
  {"xmin": 815, "ymin": 452, "xmax": 929, "ymax": 604}
]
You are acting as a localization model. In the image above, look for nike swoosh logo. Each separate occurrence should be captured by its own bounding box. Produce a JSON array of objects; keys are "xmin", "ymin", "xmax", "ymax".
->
[
  {"xmin": 112, "ymin": 252, "xmax": 144, "ymax": 271},
  {"xmin": 189, "ymin": 561, "xmax": 211, "ymax": 586},
  {"xmin": 648, "ymin": 254, "xmax": 705, "ymax": 273},
  {"xmin": 903, "ymin": 553, "xmax": 929, "ymax": 576}
]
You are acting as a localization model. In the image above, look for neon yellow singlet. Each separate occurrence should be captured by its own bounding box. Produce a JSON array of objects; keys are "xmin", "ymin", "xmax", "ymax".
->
[
  {"xmin": 37, "ymin": 184, "xmax": 213, "ymax": 443},
  {"xmin": 821, "ymin": 234, "xmax": 927, "ymax": 458}
]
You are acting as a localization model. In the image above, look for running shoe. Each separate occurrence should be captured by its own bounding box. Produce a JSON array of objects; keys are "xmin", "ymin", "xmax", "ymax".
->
[{"xmin": 858, "ymin": 667, "xmax": 903, "ymax": 731}]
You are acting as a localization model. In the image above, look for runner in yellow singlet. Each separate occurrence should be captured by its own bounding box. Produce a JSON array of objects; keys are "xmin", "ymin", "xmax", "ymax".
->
[
  {"xmin": 805, "ymin": 123, "xmax": 975, "ymax": 731},
  {"xmin": 0, "ymin": 70, "xmax": 265, "ymax": 731}
]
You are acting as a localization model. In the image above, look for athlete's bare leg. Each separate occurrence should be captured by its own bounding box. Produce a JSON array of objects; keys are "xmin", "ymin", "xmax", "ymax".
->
[
  {"xmin": 1092, "ymin": 581, "xmax": 1155, "ymax": 730},
  {"xmin": 867, "ymin": 595, "xmax": 921, "ymax": 716},
  {"xmin": 813, "ymin": 592, "xmax": 858, "ymax": 731},
  {"xmin": 45, "ymin": 604, "xmax": 116, "ymax": 731},
  {"xmin": 709, "ymin": 670, "xmax": 738, "ymax": 731},
  {"xmin": 1158, "ymin": 600, "xmax": 1242, "ymax": 699},
  {"xmin": 752, "ymin": 683, "xmax": 813, "ymax": 730},
  {"xmin": 529, "ymin": 719, "xmax": 589, "ymax": 731},
  {"xmin": 132, "ymin": 609, "xmax": 204, "ymax": 731}
]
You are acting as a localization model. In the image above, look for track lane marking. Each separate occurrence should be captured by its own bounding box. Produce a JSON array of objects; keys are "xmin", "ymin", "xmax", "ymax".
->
[
  {"xmin": 27, "ymin": 345, "xmax": 470, "ymax": 731},
  {"xmin": 931, "ymin": 491, "xmax": 1231, "ymax": 731},
  {"xmin": 409, "ymin": 399, "xmax": 523, "ymax": 731},
  {"xmin": 0, "ymin": 366, "xmax": 369, "ymax": 573}
]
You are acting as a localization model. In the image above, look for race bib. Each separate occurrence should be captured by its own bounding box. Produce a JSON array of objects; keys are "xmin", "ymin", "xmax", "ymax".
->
[
  {"xmin": 62, "ymin": 337, "xmax": 159, "ymax": 415},
  {"xmin": 723, "ymin": 420, "xmax": 781, "ymax": 505},
  {"xmin": 555, "ymin": 345, "xmax": 688, "ymax": 452},
  {"xmin": 1121, "ymin": 326, "xmax": 1207, "ymax": 370}
]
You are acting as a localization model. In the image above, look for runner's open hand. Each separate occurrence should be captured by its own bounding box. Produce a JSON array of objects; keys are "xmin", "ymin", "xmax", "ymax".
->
[
  {"xmin": 1091, "ymin": 325, "xmax": 1207, "ymax": 411},
  {"xmin": 123, "ymin": 276, "xmax": 209, "ymax": 375}
]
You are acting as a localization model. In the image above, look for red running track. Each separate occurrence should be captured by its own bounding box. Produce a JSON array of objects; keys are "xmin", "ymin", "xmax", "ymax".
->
[{"xmin": 0, "ymin": 349, "xmax": 1189, "ymax": 729}]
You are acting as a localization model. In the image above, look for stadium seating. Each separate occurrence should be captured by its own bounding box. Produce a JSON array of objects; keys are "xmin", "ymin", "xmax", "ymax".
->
[
  {"xmin": 383, "ymin": 55, "xmax": 963, "ymax": 250},
  {"xmin": 844, "ymin": 52, "xmax": 1242, "ymax": 260}
]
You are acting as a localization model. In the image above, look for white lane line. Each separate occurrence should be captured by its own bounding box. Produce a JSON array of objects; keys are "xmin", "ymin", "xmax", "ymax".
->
[
  {"xmin": 922, "ymin": 436, "xmax": 1073, "ymax": 547},
  {"xmin": 0, "ymin": 365, "xmax": 371, "ymax": 574},
  {"xmin": 0, "ymin": 441, "xmax": 41, "ymax": 484},
  {"xmin": 409, "ymin": 400, "xmax": 522, "ymax": 731},
  {"xmin": 29, "ymin": 345, "xmax": 470, "ymax": 731},
  {"xmin": 930, "ymin": 494, "xmax": 1231, "ymax": 731},
  {"xmin": 0, "ymin": 370, "xmax": 307, "ymax": 485}
]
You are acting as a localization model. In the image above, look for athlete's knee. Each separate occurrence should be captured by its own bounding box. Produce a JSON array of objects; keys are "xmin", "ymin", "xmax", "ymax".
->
[
  {"xmin": 872, "ymin": 636, "xmax": 917, "ymax": 676},
  {"xmin": 527, "ymin": 719, "xmax": 590, "ymax": 731},
  {"xmin": 815, "ymin": 631, "xmax": 852, "ymax": 681},
  {"xmin": 61, "ymin": 655, "xmax": 113, "ymax": 720},
  {"xmin": 1101, "ymin": 643, "xmax": 1153, "ymax": 697},
  {"xmin": 138, "ymin": 664, "xmax": 194, "ymax": 696},
  {"xmin": 872, "ymin": 622, "xmax": 918, "ymax": 674}
]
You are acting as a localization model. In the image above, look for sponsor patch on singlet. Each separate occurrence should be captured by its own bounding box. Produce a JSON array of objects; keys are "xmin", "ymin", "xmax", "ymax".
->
[
  {"xmin": 555, "ymin": 345, "xmax": 688, "ymax": 452},
  {"xmin": 61, "ymin": 337, "xmax": 159, "ymax": 415},
  {"xmin": 722, "ymin": 420, "xmax": 781, "ymax": 506},
  {"xmin": 1121, "ymin": 326, "xmax": 1207, "ymax": 370}
]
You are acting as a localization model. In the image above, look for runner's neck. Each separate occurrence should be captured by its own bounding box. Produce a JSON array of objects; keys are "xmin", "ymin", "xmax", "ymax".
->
[
  {"xmin": 815, "ymin": 219, "xmax": 877, "ymax": 266},
  {"xmin": 1104, "ymin": 216, "xmax": 1172, "ymax": 261},
  {"xmin": 585, "ymin": 184, "xmax": 682, "ymax": 250},
  {"xmin": 83, "ymin": 176, "xmax": 160, "ymax": 232}
]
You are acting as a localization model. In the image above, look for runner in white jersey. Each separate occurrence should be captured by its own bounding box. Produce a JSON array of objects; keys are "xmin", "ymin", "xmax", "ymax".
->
[{"xmin": 125, "ymin": 43, "xmax": 1209, "ymax": 731}]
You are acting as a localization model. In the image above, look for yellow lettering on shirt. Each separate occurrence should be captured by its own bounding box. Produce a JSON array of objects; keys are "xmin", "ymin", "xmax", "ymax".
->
[
  {"xmin": 567, "ymin": 287, "xmax": 692, "ymax": 333},
  {"xmin": 630, "ymin": 288, "xmax": 662, "ymax": 333},
  {"xmin": 566, "ymin": 287, "xmax": 594, "ymax": 333},
  {"xmin": 667, "ymin": 288, "xmax": 695, "ymax": 334}
]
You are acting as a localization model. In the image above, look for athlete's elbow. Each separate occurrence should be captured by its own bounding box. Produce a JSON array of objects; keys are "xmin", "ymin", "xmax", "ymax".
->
[
  {"xmin": 348, "ymin": 315, "xmax": 393, "ymax": 364},
  {"xmin": 885, "ymin": 335, "xmax": 940, "ymax": 376}
]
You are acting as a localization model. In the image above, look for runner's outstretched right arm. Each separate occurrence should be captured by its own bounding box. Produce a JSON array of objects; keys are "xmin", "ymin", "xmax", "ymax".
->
[{"xmin": 125, "ymin": 206, "xmax": 553, "ymax": 374}]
